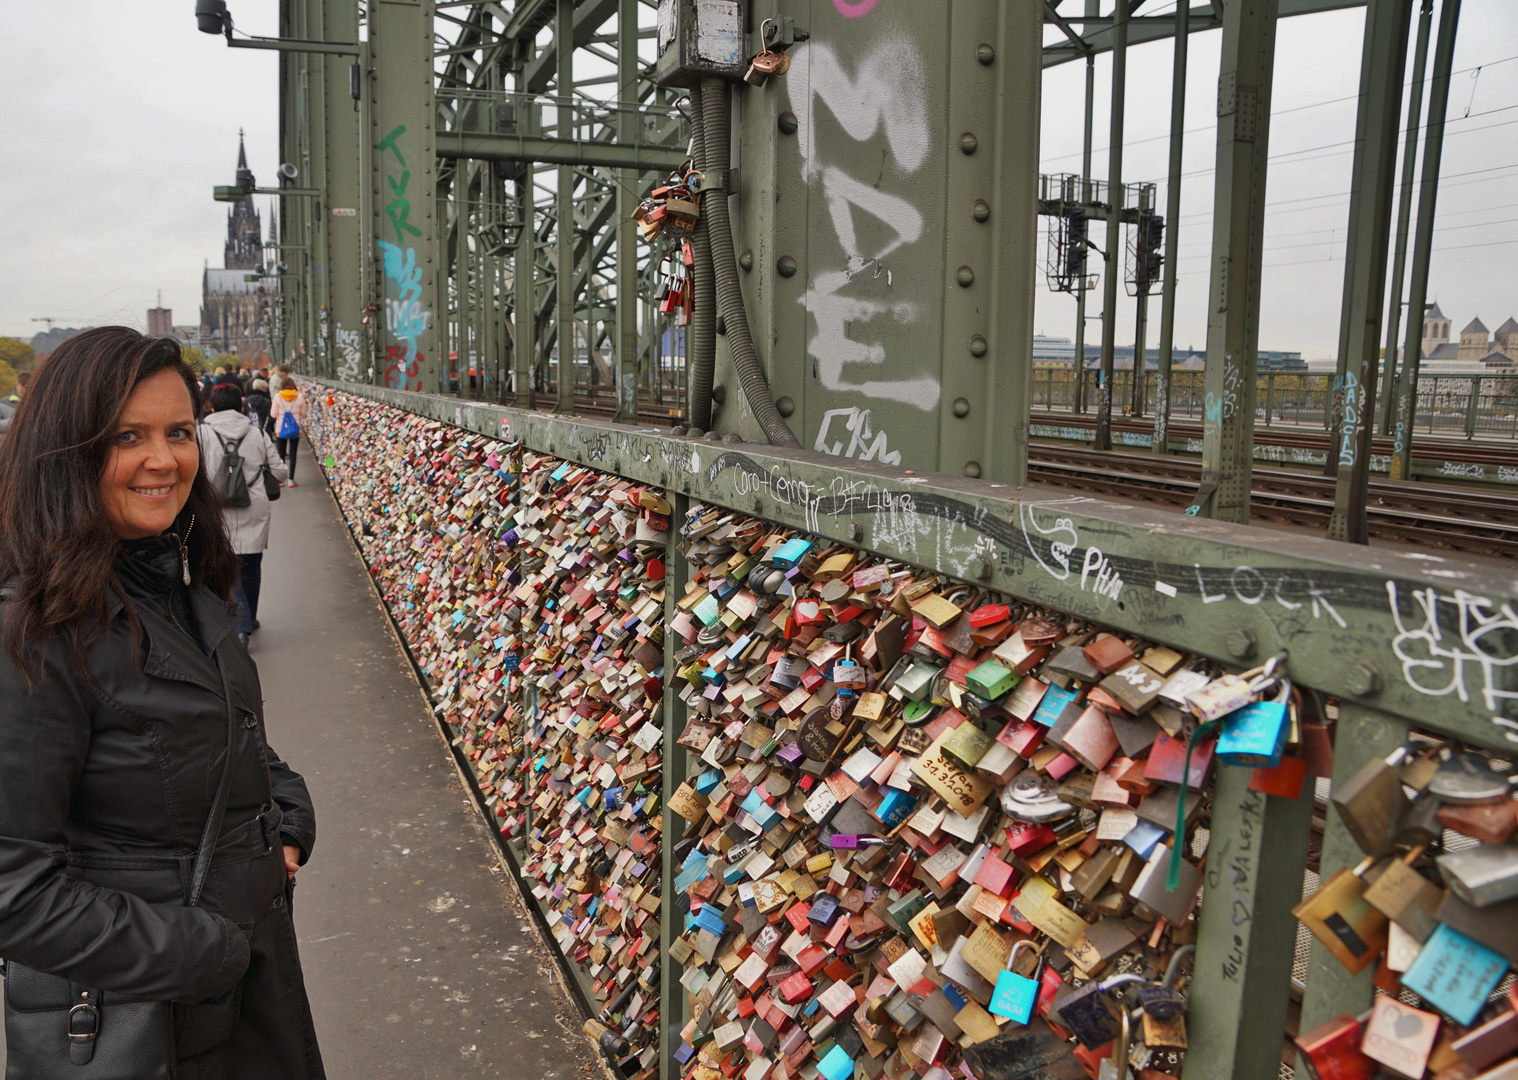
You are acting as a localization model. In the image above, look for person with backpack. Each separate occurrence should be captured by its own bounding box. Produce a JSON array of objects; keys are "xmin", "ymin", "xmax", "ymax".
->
[
  {"xmin": 269, "ymin": 377, "xmax": 307, "ymax": 488},
  {"xmin": 200, "ymin": 384, "xmax": 287, "ymax": 644},
  {"xmin": 244, "ymin": 376, "xmax": 273, "ymax": 433}
]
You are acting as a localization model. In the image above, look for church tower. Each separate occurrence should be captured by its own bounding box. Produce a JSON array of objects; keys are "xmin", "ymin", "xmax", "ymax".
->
[{"xmin": 224, "ymin": 131, "xmax": 264, "ymax": 271}]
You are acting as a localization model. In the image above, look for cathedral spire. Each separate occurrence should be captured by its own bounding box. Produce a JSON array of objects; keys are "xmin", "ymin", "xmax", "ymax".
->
[{"xmin": 234, "ymin": 130, "xmax": 255, "ymax": 192}]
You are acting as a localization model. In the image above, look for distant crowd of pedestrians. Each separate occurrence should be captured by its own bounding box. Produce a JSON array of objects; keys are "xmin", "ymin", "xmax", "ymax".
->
[{"xmin": 197, "ymin": 362, "xmax": 308, "ymax": 645}]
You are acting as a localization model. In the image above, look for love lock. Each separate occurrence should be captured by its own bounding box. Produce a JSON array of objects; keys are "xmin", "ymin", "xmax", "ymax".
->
[{"xmin": 1001, "ymin": 771, "xmax": 1078, "ymax": 823}]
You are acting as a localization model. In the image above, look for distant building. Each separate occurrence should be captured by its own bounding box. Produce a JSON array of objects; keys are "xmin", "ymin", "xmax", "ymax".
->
[
  {"xmin": 147, "ymin": 294, "xmax": 172, "ymax": 337},
  {"xmin": 199, "ymin": 132, "xmax": 270, "ymax": 367},
  {"xmin": 30, "ymin": 326, "xmax": 82, "ymax": 363},
  {"xmin": 1421, "ymin": 306, "xmax": 1517, "ymax": 371},
  {"xmin": 172, "ymin": 325, "xmax": 202, "ymax": 349}
]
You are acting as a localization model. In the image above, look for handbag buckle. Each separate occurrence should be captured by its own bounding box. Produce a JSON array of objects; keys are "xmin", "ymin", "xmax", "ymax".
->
[{"xmin": 68, "ymin": 1001, "xmax": 100, "ymax": 1042}]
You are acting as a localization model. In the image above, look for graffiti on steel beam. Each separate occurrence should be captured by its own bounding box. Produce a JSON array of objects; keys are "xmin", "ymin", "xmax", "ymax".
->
[
  {"xmin": 813, "ymin": 407, "xmax": 902, "ymax": 465},
  {"xmin": 377, "ymin": 125, "xmax": 430, "ymax": 391},
  {"xmin": 1388, "ymin": 581, "xmax": 1518, "ymax": 744},
  {"xmin": 335, "ymin": 325, "xmax": 361, "ymax": 382},
  {"xmin": 785, "ymin": 39, "xmax": 939, "ymax": 411}
]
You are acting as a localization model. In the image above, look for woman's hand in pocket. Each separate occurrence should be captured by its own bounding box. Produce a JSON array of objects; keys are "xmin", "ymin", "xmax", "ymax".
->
[{"xmin": 283, "ymin": 844, "xmax": 301, "ymax": 880}]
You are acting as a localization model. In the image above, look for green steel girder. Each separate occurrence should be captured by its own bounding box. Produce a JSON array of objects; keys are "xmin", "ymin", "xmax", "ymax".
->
[
  {"xmin": 1041, "ymin": 0, "xmax": 1367, "ymax": 67},
  {"xmin": 436, "ymin": 131, "xmax": 688, "ymax": 171},
  {"xmin": 318, "ymin": 377, "xmax": 1518, "ymax": 754},
  {"xmin": 523, "ymin": 0, "xmax": 619, "ymax": 93}
]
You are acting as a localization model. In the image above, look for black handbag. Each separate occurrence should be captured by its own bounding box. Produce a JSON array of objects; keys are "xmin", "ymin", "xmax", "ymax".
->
[
  {"xmin": 262, "ymin": 463, "xmax": 282, "ymax": 501},
  {"xmin": 2, "ymin": 661, "xmax": 239, "ymax": 1080}
]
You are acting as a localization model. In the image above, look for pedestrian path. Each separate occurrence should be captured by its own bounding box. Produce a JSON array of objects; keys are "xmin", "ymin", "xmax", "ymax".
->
[{"xmin": 3, "ymin": 465, "xmax": 597, "ymax": 1080}]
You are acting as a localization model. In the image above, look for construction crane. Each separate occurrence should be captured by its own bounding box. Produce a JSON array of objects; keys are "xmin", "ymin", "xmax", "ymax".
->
[{"xmin": 30, "ymin": 317, "xmax": 87, "ymax": 330}]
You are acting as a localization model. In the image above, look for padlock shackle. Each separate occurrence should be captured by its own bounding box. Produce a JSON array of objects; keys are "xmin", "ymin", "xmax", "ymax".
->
[
  {"xmin": 1005, "ymin": 938, "xmax": 1041, "ymax": 973},
  {"xmin": 1162, "ymin": 944, "xmax": 1195, "ymax": 989}
]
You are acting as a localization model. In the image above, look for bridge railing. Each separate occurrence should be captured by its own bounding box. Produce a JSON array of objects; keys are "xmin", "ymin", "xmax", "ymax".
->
[{"xmin": 306, "ymin": 377, "xmax": 1518, "ymax": 1080}]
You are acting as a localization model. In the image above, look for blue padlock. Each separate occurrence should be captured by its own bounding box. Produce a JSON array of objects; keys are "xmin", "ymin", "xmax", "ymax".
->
[
  {"xmin": 989, "ymin": 940, "xmax": 1042, "ymax": 1024},
  {"xmin": 770, "ymin": 537, "xmax": 813, "ymax": 569},
  {"xmin": 1216, "ymin": 681, "xmax": 1291, "ymax": 768}
]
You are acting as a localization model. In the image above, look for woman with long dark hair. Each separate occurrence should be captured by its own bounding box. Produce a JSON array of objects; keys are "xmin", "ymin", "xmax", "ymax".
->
[{"xmin": 0, "ymin": 327, "xmax": 325, "ymax": 1078}]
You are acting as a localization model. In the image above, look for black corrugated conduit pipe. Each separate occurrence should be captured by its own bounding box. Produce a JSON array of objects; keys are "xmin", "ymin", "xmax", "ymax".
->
[
  {"xmin": 698, "ymin": 76, "xmax": 801, "ymax": 448},
  {"xmin": 687, "ymin": 96, "xmax": 717, "ymax": 432}
]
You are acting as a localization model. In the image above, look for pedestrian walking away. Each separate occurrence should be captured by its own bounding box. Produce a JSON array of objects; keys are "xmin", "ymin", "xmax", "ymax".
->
[
  {"xmin": 200, "ymin": 382, "xmax": 288, "ymax": 644},
  {"xmin": 0, "ymin": 327, "xmax": 325, "ymax": 1079},
  {"xmin": 270, "ymin": 377, "xmax": 307, "ymax": 488},
  {"xmin": 243, "ymin": 376, "xmax": 272, "ymax": 435}
]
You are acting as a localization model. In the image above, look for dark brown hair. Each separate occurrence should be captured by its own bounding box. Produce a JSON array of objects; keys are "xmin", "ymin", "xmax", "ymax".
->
[{"xmin": 0, "ymin": 327, "xmax": 239, "ymax": 677}]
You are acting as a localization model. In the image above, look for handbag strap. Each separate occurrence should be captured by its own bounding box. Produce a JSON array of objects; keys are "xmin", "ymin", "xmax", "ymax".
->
[{"xmin": 187, "ymin": 660, "xmax": 238, "ymax": 908}]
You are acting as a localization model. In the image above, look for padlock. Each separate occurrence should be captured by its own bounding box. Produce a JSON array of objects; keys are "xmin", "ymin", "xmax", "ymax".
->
[
  {"xmin": 988, "ymin": 940, "xmax": 1043, "ymax": 1024},
  {"xmin": 1361, "ymin": 844, "xmax": 1444, "ymax": 942},
  {"xmin": 1294, "ymin": 1013, "xmax": 1375, "ymax": 1080},
  {"xmin": 1185, "ymin": 672, "xmax": 1254, "ymax": 722},
  {"xmin": 1438, "ymin": 844, "xmax": 1518, "ymax": 908},
  {"xmin": 1292, "ymin": 855, "xmax": 1387, "ymax": 973},
  {"xmin": 1359, "ymin": 995, "xmax": 1440, "ymax": 1078},
  {"xmin": 1215, "ymin": 679, "xmax": 1291, "ymax": 768},
  {"xmin": 1329, "ymin": 745, "xmax": 1412, "ymax": 859},
  {"xmin": 744, "ymin": 47, "xmax": 789, "ymax": 85},
  {"xmin": 1399, "ymin": 923, "xmax": 1507, "ymax": 1026},
  {"xmin": 1052, "ymin": 980, "xmax": 1124, "ymax": 1050}
]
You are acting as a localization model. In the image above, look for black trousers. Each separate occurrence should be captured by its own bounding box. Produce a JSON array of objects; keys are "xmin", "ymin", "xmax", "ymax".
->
[
  {"xmin": 233, "ymin": 553, "xmax": 263, "ymax": 635},
  {"xmin": 275, "ymin": 435, "xmax": 300, "ymax": 480}
]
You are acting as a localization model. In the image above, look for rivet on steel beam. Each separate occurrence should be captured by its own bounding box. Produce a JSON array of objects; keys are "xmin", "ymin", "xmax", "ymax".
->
[
  {"xmin": 973, "ymin": 556, "xmax": 993, "ymax": 581},
  {"xmin": 1225, "ymin": 628, "xmax": 1258, "ymax": 660},
  {"xmin": 956, "ymin": 266, "xmax": 975, "ymax": 287},
  {"xmin": 962, "ymin": 461, "xmax": 981, "ymax": 478},
  {"xmin": 754, "ymin": 498, "xmax": 764, "ymax": 513},
  {"xmin": 952, "ymin": 398, "xmax": 970, "ymax": 418},
  {"xmin": 976, "ymin": 43, "xmax": 995, "ymax": 65},
  {"xmin": 959, "ymin": 133, "xmax": 978, "ymax": 155},
  {"xmin": 1346, "ymin": 662, "xmax": 1381, "ymax": 698},
  {"xmin": 739, "ymin": 250, "xmax": 754, "ymax": 271},
  {"xmin": 968, "ymin": 335, "xmax": 988, "ymax": 357},
  {"xmin": 777, "ymin": 255, "xmax": 798, "ymax": 278},
  {"xmin": 775, "ymin": 396, "xmax": 796, "ymax": 417},
  {"xmin": 971, "ymin": 200, "xmax": 990, "ymax": 222},
  {"xmin": 777, "ymin": 111, "xmax": 799, "ymax": 135},
  {"xmin": 848, "ymin": 523, "xmax": 863, "ymax": 541}
]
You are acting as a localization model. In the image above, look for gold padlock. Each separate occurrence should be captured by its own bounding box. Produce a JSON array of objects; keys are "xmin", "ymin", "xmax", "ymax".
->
[{"xmin": 1292, "ymin": 854, "xmax": 1387, "ymax": 973}]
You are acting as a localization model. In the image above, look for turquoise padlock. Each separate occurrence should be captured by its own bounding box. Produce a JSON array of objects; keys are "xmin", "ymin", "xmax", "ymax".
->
[
  {"xmin": 1216, "ymin": 681, "xmax": 1291, "ymax": 768},
  {"xmin": 989, "ymin": 941, "xmax": 1042, "ymax": 1024},
  {"xmin": 770, "ymin": 537, "xmax": 812, "ymax": 569}
]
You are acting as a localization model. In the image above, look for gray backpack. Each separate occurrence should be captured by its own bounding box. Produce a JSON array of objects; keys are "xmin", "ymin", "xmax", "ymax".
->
[{"xmin": 209, "ymin": 428, "xmax": 251, "ymax": 508}]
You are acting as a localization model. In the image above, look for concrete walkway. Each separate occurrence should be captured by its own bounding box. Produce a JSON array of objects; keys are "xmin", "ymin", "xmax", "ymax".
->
[{"xmin": 4, "ymin": 463, "xmax": 596, "ymax": 1080}]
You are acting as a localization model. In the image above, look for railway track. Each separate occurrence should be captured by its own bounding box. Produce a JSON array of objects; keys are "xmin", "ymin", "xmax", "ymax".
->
[
  {"xmin": 450, "ymin": 397, "xmax": 1516, "ymax": 556},
  {"xmin": 1028, "ymin": 444, "xmax": 1518, "ymax": 559},
  {"xmin": 1030, "ymin": 411, "xmax": 1518, "ymax": 467}
]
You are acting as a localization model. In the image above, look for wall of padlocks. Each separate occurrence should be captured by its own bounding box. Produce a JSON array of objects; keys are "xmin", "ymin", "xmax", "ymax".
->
[{"xmin": 306, "ymin": 384, "xmax": 1518, "ymax": 1080}]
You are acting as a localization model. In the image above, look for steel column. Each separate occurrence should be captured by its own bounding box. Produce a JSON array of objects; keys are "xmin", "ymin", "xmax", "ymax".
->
[
  {"xmin": 613, "ymin": 0, "xmax": 639, "ymax": 424},
  {"xmin": 1296, "ymin": 705, "xmax": 1411, "ymax": 1067},
  {"xmin": 1379, "ymin": 0, "xmax": 1434, "ymax": 435},
  {"xmin": 1326, "ymin": 0, "xmax": 1414, "ymax": 543},
  {"xmin": 1072, "ymin": 0, "xmax": 1097, "ymax": 417},
  {"xmin": 368, "ymin": 0, "xmax": 441, "ymax": 392},
  {"xmin": 1153, "ymin": 0, "xmax": 1187, "ymax": 454},
  {"xmin": 1199, "ymin": 0, "xmax": 1278, "ymax": 524},
  {"xmin": 981, "ymin": 0, "xmax": 1043, "ymax": 485},
  {"xmin": 1394, "ymin": 0, "xmax": 1462, "ymax": 480},
  {"xmin": 1185, "ymin": 767, "xmax": 1314, "ymax": 1080},
  {"xmin": 555, "ymin": 0, "xmax": 575, "ymax": 414},
  {"xmin": 514, "ymin": 165, "xmax": 536, "ymax": 407},
  {"xmin": 1095, "ymin": 0, "xmax": 1128, "ymax": 451}
]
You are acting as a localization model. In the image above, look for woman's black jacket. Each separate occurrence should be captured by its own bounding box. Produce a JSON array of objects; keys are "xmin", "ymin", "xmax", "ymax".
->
[{"xmin": 0, "ymin": 537, "xmax": 324, "ymax": 1077}]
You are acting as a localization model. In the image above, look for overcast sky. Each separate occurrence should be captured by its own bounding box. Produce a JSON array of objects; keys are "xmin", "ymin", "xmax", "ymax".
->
[{"xmin": 0, "ymin": 2, "xmax": 1513, "ymax": 360}]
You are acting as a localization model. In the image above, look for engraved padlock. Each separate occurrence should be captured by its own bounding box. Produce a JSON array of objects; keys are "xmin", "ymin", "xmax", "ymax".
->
[
  {"xmin": 1215, "ymin": 679, "xmax": 1292, "ymax": 768},
  {"xmin": 1184, "ymin": 673, "xmax": 1254, "ymax": 722},
  {"xmin": 988, "ymin": 940, "xmax": 1042, "ymax": 1024}
]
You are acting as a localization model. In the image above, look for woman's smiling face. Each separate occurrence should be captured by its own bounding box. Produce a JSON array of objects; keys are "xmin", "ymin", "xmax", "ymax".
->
[{"xmin": 98, "ymin": 368, "xmax": 199, "ymax": 539}]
